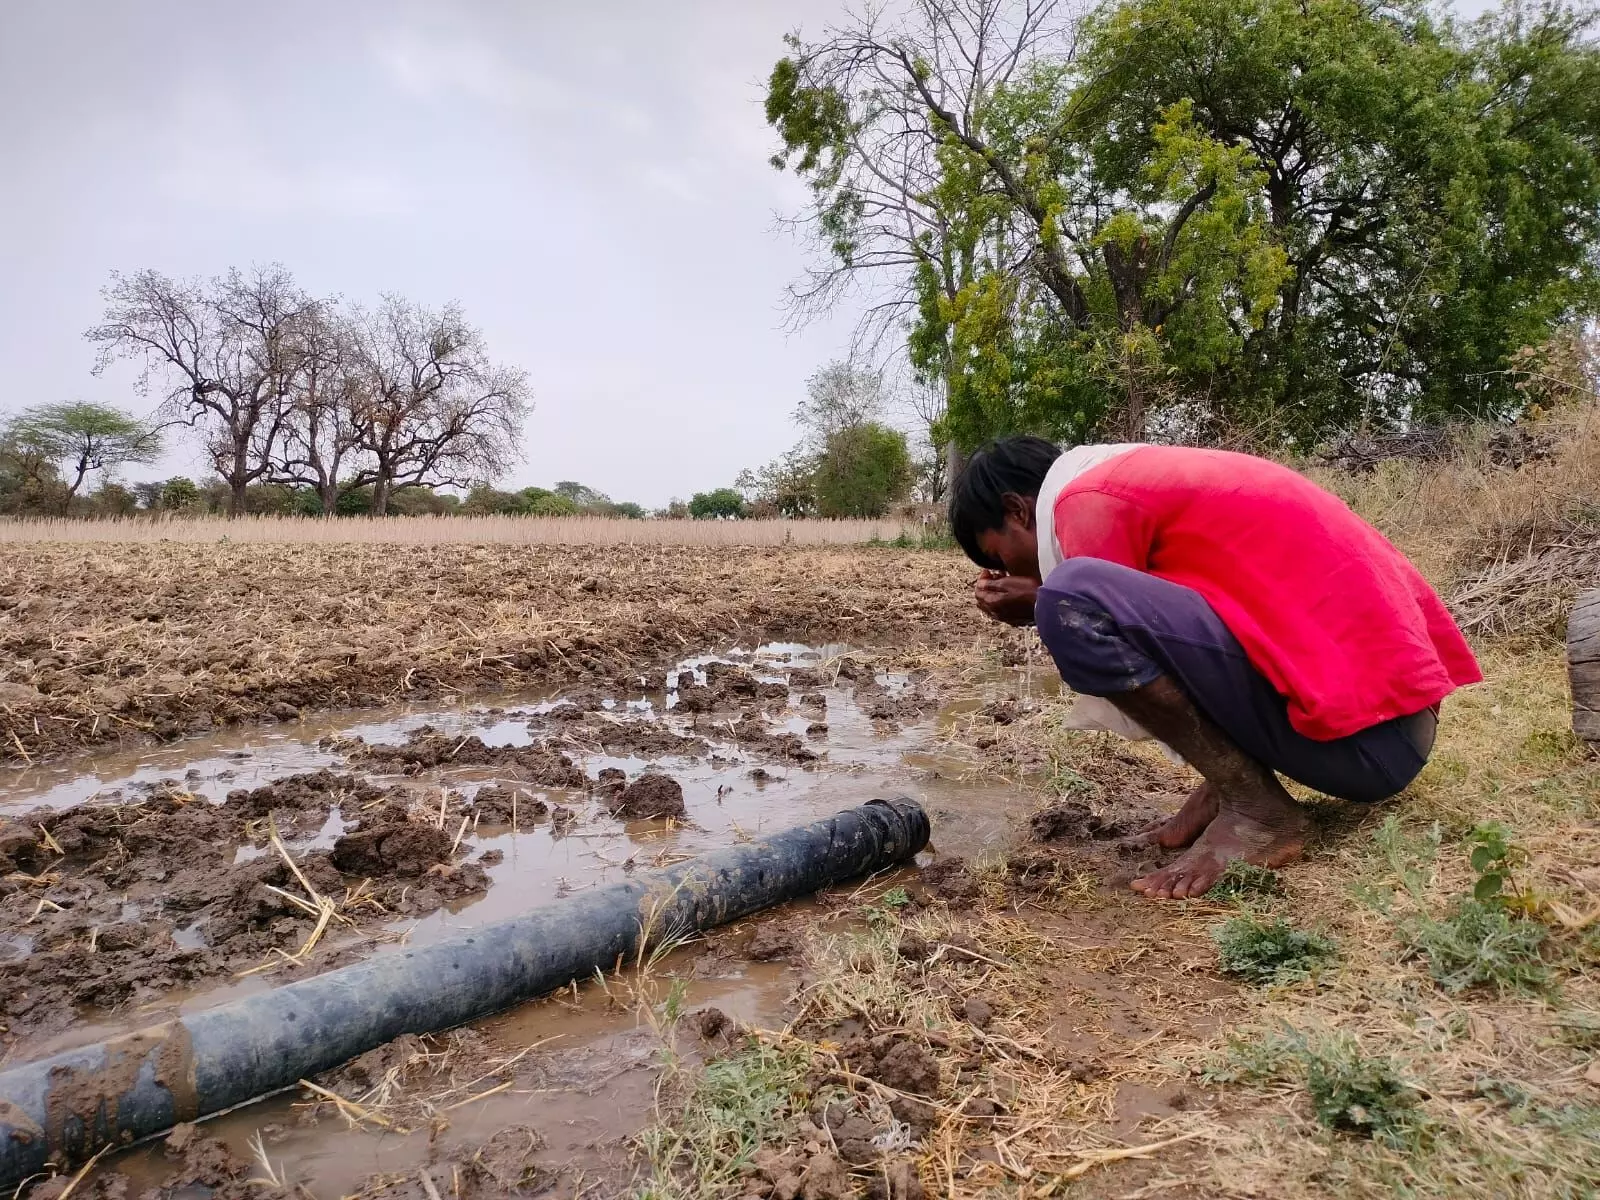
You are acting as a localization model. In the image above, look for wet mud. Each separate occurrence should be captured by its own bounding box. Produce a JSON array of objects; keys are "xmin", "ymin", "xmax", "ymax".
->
[{"xmin": 2, "ymin": 642, "xmax": 1047, "ymax": 1197}]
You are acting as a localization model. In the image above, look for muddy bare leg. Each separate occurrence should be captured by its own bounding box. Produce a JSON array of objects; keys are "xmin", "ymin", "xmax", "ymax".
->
[
  {"xmin": 1108, "ymin": 677, "xmax": 1309, "ymax": 899},
  {"xmin": 1136, "ymin": 781, "xmax": 1219, "ymax": 850}
]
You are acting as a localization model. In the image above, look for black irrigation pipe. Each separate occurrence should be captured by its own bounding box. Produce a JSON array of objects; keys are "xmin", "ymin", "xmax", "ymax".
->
[{"xmin": 0, "ymin": 796, "xmax": 929, "ymax": 1191}]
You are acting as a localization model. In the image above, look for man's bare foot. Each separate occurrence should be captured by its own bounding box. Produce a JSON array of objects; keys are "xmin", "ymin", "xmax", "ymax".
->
[
  {"xmin": 1131, "ymin": 788, "xmax": 1310, "ymax": 900},
  {"xmin": 1135, "ymin": 782, "xmax": 1219, "ymax": 849}
]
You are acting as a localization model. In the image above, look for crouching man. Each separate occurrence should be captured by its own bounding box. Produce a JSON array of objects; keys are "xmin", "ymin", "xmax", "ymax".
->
[{"xmin": 949, "ymin": 438, "xmax": 1481, "ymax": 899}]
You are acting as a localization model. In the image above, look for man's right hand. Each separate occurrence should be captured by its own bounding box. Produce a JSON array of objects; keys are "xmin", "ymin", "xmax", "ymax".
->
[{"xmin": 974, "ymin": 571, "xmax": 1039, "ymax": 626}]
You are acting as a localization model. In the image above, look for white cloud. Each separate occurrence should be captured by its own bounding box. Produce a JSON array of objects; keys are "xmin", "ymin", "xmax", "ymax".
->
[
  {"xmin": 146, "ymin": 88, "xmax": 412, "ymax": 220},
  {"xmin": 373, "ymin": 28, "xmax": 573, "ymax": 112},
  {"xmin": 639, "ymin": 164, "xmax": 700, "ymax": 203}
]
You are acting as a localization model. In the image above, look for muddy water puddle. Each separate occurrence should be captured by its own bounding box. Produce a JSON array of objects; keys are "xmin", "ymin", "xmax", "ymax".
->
[{"xmin": 2, "ymin": 644, "xmax": 1041, "ymax": 1196}]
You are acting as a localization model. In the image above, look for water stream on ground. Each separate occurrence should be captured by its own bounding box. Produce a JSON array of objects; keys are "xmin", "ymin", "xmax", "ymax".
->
[{"xmin": 0, "ymin": 643, "xmax": 1057, "ymax": 1196}]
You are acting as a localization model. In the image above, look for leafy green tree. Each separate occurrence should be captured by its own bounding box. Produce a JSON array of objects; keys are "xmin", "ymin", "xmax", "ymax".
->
[
  {"xmin": 736, "ymin": 447, "xmax": 819, "ymax": 517},
  {"xmin": 813, "ymin": 422, "xmax": 914, "ymax": 518},
  {"xmin": 768, "ymin": 0, "xmax": 1600, "ymax": 448},
  {"xmin": 240, "ymin": 483, "xmax": 303, "ymax": 515},
  {"xmin": 159, "ymin": 476, "xmax": 201, "ymax": 512},
  {"xmin": 0, "ymin": 422, "xmax": 64, "ymax": 513},
  {"xmin": 91, "ymin": 481, "xmax": 139, "ymax": 517},
  {"xmin": 520, "ymin": 487, "xmax": 580, "ymax": 516},
  {"xmin": 463, "ymin": 486, "xmax": 529, "ymax": 515},
  {"xmin": 388, "ymin": 487, "xmax": 461, "ymax": 516},
  {"xmin": 1070, "ymin": 0, "xmax": 1600, "ymax": 438},
  {"xmin": 1, "ymin": 402, "xmax": 161, "ymax": 501},
  {"xmin": 335, "ymin": 485, "xmax": 373, "ymax": 516},
  {"xmin": 553, "ymin": 480, "xmax": 605, "ymax": 508},
  {"xmin": 688, "ymin": 488, "xmax": 747, "ymax": 519}
]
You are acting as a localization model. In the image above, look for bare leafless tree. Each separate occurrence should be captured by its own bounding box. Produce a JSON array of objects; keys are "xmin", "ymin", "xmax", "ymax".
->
[
  {"xmin": 266, "ymin": 306, "xmax": 366, "ymax": 515},
  {"xmin": 343, "ymin": 297, "xmax": 531, "ymax": 514},
  {"xmin": 87, "ymin": 265, "xmax": 319, "ymax": 515},
  {"xmin": 771, "ymin": 0, "xmax": 1082, "ymax": 349}
]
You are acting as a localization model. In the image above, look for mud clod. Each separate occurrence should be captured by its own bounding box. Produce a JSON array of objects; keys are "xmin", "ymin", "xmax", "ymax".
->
[
  {"xmin": 895, "ymin": 932, "xmax": 932, "ymax": 962},
  {"xmin": 465, "ymin": 1124, "xmax": 549, "ymax": 1193},
  {"xmin": 963, "ymin": 996, "xmax": 994, "ymax": 1029},
  {"xmin": 695, "ymin": 1006, "xmax": 731, "ymax": 1039},
  {"xmin": 917, "ymin": 857, "xmax": 979, "ymax": 902},
  {"xmin": 1028, "ymin": 800, "xmax": 1126, "ymax": 842},
  {"xmin": 331, "ymin": 814, "xmax": 453, "ymax": 876},
  {"xmin": 333, "ymin": 728, "xmax": 587, "ymax": 788},
  {"xmin": 870, "ymin": 1040, "xmax": 940, "ymax": 1095},
  {"xmin": 865, "ymin": 1159, "xmax": 924, "ymax": 1200},
  {"xmin": 799, "ymin": 1150, "xmax": 853, "ymax": 1200},
  {"xmin": 674, "ymin": 683, "xmax": 715, "ymax": 712},
  {"xmin": 468, "ymin": 784, "xmax": 547, "ymax": 825},
  {"xmin": 607, "ymin": 773, "xmax": 686, "ymax": 820},
  {"xmin": 727, "ymin": 716, "xmax": 819, "ymax": 763},
  {"xmin": 746, "ymin": 923, "xmax": 800, "ymax": 962}
]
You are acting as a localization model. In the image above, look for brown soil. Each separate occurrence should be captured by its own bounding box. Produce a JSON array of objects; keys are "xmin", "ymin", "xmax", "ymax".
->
[
  {"xmin": 549, "ymin": 715, "xmax": 710, "ymax": 759},
  {"xmin": 745, "ymin": 922, "xmax": 802, "ymax": 962},
  {"xmin": 0, "ymin": 545, "xmax": 973, "ymax": 765},
  {"xmin": 851, "ymin": 673, "xmax": 940, "ymax": 729},
  {"xmin": 606, "ymin": 773, "xmax": 686, "ymax": 820},
  {"xmin": 328, "ymin": 728, "xmax": 587, "ymax": 788},
  {"xmin": 718, "ymin": 714, "xmax": 820, "ymax": 763},
  {"xmin": 329, "ymin": 807, "xmax": 455, "ymax": 875},
  {"xmin": 465, "ymin": 783, "xmax": 549, "ymax": 825},
  {"xmin": 866, "ymin": 1039, "xmax": 940, "ymax": 1095},
  {"xmin": 914, "ymin": 856, "xmax": 979, "ymax": 903},
  {"xmin": 0, "ymin": 771, "xmax": 488, "ymax": 1049},
  {"xmin": 1027, "ymin": 799, "xmax": 1134, "ymax": 842}
]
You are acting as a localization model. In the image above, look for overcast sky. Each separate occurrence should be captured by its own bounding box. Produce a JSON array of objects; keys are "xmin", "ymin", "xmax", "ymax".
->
[
  {"xmin": 0, "ymin": 1, "xmax": 872, "ymax": 508},
  {"xmin": 0, "ymin": 1, "xmax": 1496, "ymax": 509}
]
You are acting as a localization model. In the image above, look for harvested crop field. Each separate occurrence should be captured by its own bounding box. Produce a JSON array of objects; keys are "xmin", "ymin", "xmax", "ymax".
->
[
  {"xmin": 0, "ymin": 544, "xmax": 973, "ymax": 764},
  {"xmin": 3, "ymin": 426, "xmax": 1599, "ymax": 1200}
]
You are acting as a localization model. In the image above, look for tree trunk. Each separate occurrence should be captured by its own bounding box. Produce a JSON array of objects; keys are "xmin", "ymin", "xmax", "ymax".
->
[
  {"xmin": 944, "ymin": 440, "xmax": 965, "ymax": 497},
  {"xmin": 1570, "ymin": 589, "xmax": 1600, "ymax": 743},
  {"xmin": 371, "ymin": 476, "xmax": 391, "ymax": 516},
  {"xmin": 1102, "ymin": 239, "xmax": 1151, "ymax": 441},
  {"xmin": 319, "ymin": 482, "xmax": 340, "ymax": 517},
  {"xmin": 227, "ymin": 439, "xmax": 250, "ymax": 517}
]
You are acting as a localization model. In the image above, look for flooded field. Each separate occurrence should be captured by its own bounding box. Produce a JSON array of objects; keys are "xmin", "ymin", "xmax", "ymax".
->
[{"xmin": 1, "ymin": 641, "xmax": 1048, "ymax": 1197}]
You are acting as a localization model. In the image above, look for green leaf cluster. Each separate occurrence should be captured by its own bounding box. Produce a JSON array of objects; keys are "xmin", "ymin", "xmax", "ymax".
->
[
  {"xmin": 1213, "ymin": 914, "xmax": 1339, "ymax": 984},
  {"xmin": 768, "ymin": 0, "xmax": 1600, "ymax": 449}
]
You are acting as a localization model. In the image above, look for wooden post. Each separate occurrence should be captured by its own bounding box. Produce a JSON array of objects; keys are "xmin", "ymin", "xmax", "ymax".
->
[{"xmin": 1572, "ymin": 589, "xmax": 1600, "ymax": 743}]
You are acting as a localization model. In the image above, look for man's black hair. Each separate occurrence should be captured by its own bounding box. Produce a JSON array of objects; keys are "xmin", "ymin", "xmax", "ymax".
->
[{"xmin": 947, "ymin": 435, "xmax": 1062, "ymax": 568}]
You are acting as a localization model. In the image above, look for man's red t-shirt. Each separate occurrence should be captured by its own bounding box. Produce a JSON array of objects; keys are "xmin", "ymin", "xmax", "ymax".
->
[{"xmin": 1052, "ymin": 446, "xmax": 1482, "ymax": 741}]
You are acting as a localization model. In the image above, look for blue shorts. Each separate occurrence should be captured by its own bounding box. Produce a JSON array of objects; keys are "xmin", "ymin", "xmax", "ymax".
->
[{"xmin": 1034, "ymin": 559, "xmax": 1434, "ymax": 803}]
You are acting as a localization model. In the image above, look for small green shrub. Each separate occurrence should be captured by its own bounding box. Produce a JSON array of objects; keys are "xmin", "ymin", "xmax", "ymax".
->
[
  {"xmin": 1465, "ymin": 821, "xmax": 1528, "ymax": 904},
  {"xmin": 1203, "ymin": 1030, "xmax": 1418, "ymax": 1143},
  {"xmin": 1407, "ymin": 897, "xmax": 1550, "ymax": 994},
  {"xmin": 1200, "ymin": 1031, "xmax": 1302, "ymax": 1085},
  {"xmin": 1214, "ymin": 915, "xmax": 1338, "ymax": 984},
  {"xmin": 1303, "ymin": 1035, "xmax": 1418, "ymax": 1142},
  {"xmin": 636, "ymin": 1041, "xmax": 810, "ymax": 1198},
  {"xmin": 1205, "ymin": 861, "xmax": 1284, "ymax": 900}
]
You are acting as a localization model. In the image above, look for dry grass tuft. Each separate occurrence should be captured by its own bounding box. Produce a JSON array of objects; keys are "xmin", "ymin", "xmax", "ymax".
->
[{"xmin": 1317, "ymin": 403, "xmax": 1600, "ymax": 641}]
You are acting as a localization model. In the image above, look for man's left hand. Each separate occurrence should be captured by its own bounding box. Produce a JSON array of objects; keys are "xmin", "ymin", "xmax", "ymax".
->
[{"xmin": 975, "ymin": 572, "xmax": 1039, "ymax": 626}]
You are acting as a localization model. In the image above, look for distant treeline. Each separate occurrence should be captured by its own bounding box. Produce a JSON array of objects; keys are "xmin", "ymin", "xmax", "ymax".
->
[{"xmin": 0, "ymin": 469, "xmax": 665, "ymax": 520}]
